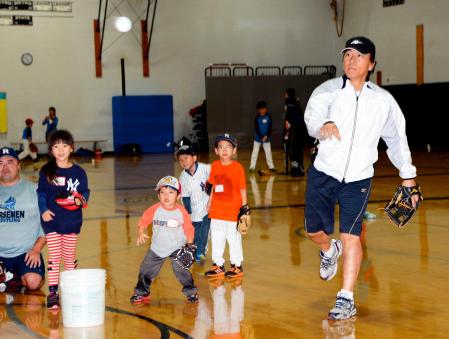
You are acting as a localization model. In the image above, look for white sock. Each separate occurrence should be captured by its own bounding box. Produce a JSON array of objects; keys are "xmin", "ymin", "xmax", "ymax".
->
[
  {"xmin": 323, "ymin": 244, "xmax": 335, "ymax": 257},
  {"xmin": 339, "ymin": 289, "xmax": 354, "ymax": 300}
]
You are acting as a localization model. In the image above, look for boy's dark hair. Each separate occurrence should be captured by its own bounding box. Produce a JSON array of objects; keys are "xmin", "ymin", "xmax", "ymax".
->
[
  {"xmin": 49, "ymin": 106, "xmax": 56, "ymax": 114},
  {"xmin": 286, "ymin": 88, "xmax": 296, "ymax": 99},
  {"xmin": 256, "ymin": 101, "xmax": 267, "ymax": 109},
  {"xmin": 42, "ymin": 130, "xmax": 75, "ymax": 182}
]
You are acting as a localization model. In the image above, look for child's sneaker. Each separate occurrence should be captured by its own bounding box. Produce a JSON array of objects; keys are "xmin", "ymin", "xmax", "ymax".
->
[
  {"xmin": 0, "ymin": 261, "xmax": 12, "ymax": 284},
  {"xmin": 205, "ymin": 264, "xmax": 225, "ymax": 278},
  {"xmin": 195, "ymin": 253, "xmax": 205, "ymax": 263},
  {"xmin": 0, "ymin": 261, "xmax": 6, "ymax": 284},
  {"xmin": 130, "ymin": 293, "xmax": 151, "ymax": 304},
  {"xmin": 47, "ymin": 292, "xmax": 60, "ymax": 309},
  {"xmin": 0, "ymin": 264, "xmax": 13, "ymax": 293},
  {"xmin": 363, "ymin": 211, "xmax": 377, "ymax": 220},
  {"xmin": 186, "ymin": 293, "xmax": 198, "ymax": 303},
  {"xmin": 225, "ymin": 265, "xmax": 243, "ymax": 279}
]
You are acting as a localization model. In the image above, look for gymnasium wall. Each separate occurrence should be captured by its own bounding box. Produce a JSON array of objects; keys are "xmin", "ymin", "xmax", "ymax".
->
[
  {"xmin": 342, "ymin": 0, "xmax": 449, "ymax": 85},
  {"xmin": 206, "ymin": 75, "xmax": 328, "ymax": 148},
  {"xmin": 0, "ymin": 0, "xmax": 338, "ymax": 150}
]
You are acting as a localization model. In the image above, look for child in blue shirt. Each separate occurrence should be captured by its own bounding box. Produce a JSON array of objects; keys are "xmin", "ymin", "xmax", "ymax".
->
[{"xmin": 249, "ymin": 101, "xmax": 276, "ymax": 173}]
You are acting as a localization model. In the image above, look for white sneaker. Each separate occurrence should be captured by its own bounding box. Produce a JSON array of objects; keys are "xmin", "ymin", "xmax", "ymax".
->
[
  {"xmin": 319, "ymin": 239, "xmax": 342, "ymax": 280},
  {"xmin": 328, "ymin": 292, "xmax": 357, "ymax": 320}
]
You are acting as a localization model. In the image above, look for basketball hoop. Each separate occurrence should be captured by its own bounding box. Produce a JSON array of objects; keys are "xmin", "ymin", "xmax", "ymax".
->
[{"xmin": 330, "ymin": 0, "xmax": 345, "ymax": 37}]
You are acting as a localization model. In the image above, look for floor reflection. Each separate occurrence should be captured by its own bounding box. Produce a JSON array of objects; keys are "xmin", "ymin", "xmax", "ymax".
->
[
  {"xmin": 249, "ymin": 175, "xmax": 275, "ymax": 207},
  {"xmin": 357, "ymin": 223, "xmax": 379, "ymax": 306},
  {"xmin": 192, "ymin": 279, "xmax": 252, "ymax": 339},
  {"xmin": 1, "ymin": 292, "xmax": 48, "ymax": 338},
  {"xmin": 322, "ymin": 318, "xmax": 356, "ymax": 339}
]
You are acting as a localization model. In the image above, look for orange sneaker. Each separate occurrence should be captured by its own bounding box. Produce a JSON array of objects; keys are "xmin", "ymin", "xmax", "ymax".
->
[
  {"xmin": 205, "ymin": 264, "xmax": 225, "ymax": 278},
  {"xmin": 225, "ymin": 265, "xmax": 243, "ymax": 279}
]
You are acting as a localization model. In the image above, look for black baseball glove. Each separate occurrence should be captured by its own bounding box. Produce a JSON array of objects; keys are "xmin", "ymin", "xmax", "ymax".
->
[
  {"xmin": 174, "ymin": 243, "xmax": 197, "ymax": 270},
  {"xmin": 384, "ymin": 185, "xmax": 423, "ymax": 228}
]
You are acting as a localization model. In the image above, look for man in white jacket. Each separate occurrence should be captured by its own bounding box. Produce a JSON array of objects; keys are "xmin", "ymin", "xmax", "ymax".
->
[{"xmin": 304, "ymin": 36, "xmax": 421, "ymax": 320}]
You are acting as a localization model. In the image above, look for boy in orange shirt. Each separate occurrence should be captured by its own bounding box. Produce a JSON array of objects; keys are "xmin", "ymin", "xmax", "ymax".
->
[{"xmin": 205, "ymin": 134, "xmax": 248, "ymax": 279}]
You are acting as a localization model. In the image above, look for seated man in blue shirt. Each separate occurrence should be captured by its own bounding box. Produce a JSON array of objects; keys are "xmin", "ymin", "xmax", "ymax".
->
[{"xmin": 0, "ymin": 147, "xmax": 46, "ymax": 292}]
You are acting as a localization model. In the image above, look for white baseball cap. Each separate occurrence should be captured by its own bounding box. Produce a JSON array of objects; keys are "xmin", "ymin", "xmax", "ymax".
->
[{"xmin": 155, "ymin": 176, "xmax": 181, "ymax": 193}]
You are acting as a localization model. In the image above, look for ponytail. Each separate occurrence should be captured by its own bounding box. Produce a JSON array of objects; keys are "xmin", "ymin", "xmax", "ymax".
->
[{"xmin": 42, "ymin": 156, "xmax": 58, "ymax": 183}]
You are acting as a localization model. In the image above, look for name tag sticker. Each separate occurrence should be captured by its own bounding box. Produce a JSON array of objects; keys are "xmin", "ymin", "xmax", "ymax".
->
[
  {"xmin": 215, "ymin": 184, "xmax": 224, "ymax": 193},
  {"xmin": 167, "ymin": 219, "xmax": 179, "ymax": 228},
  {"xmin": 262, "ymin": 119, "xmax": 267, "ymax": 123}
]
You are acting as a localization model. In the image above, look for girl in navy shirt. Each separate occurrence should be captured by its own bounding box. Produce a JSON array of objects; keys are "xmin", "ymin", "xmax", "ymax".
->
[{"xmin": 37, "ymin": 130, "xmax": 89, "ymax": 309}]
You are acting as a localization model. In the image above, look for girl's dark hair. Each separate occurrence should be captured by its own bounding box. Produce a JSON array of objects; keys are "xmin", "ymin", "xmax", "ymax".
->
[{"xmin": 42, "ymin": 130, "xmax": 75, "ymax": 182}]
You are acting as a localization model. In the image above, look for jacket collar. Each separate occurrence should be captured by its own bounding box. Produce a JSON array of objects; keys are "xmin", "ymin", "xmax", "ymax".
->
[{"xmin": 341, "ymin": 75, "xmax": 374, "ymax": 91}]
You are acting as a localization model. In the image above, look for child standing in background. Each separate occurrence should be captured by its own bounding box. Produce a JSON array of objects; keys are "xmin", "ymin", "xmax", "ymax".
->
[
  {"xmin": 205, "ymin": 134, "xmax": 248, "ymax": 280},
  {"xmin": 130, "ymin": 176, "xmax": 198, "ymax": 304},
  {"xmin": 249, "ymin": 101, "xmax": 276, "ymax": 173},
  {"xmin": 177, "ymin": 143, "xmax": 211, "ymax": 263},
  {"xmin": 18, "ymin": 118, "xmax": 38, "ymax": 162},
  {"xmin": 42, "ymin": 106, "xmax": 59, "ymax": 142},
  {"xmin": 37, "ymin": 130, "xmax": 89, "ymax": 309}
]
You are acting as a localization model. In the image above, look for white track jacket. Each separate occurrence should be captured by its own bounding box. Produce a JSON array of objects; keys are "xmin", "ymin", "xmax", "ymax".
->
[{"xmin": 304, "ymin": 76, "xmax": 416, "ymax": 183}]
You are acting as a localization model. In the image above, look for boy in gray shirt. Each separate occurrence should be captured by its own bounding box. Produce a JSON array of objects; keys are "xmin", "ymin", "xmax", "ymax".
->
[{"xmin": 130, "ymin": 176, "xmax": 198, "ymax": 304}]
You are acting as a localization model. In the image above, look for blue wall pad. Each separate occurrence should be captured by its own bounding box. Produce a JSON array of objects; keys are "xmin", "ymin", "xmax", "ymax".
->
[{"xmin": 112, "ymin": 95, "xmax": 174, "ymax": 154}]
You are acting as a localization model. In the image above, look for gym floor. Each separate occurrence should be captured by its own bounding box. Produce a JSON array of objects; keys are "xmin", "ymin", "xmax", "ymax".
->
[{"xmin": 1, "ymin": 149, "xmax": 448, "ymax": 338}]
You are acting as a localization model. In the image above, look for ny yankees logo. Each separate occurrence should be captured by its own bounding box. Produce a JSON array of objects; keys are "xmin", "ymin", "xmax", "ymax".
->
[{"xmin": 67, "ymin": 178, "xmax": 80, "ymax": 192}]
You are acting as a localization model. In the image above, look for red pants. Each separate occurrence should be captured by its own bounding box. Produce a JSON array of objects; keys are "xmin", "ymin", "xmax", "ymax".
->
[{"xmin": 46, "ymin": 232, "xmax": 77, "ymax": 287}]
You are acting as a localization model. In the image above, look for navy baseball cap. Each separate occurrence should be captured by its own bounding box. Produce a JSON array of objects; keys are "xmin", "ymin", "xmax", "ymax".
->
[
  {"xmin": 341, "ymin": 36, "xmax": 376, "ymax": 60},
  {"xmin": 0, "ymin": 147, "xmax": 19, "ymax": 160},
  {"xmin": 215, "ymin": 133, "xmax": 237, "ymax": 148}
]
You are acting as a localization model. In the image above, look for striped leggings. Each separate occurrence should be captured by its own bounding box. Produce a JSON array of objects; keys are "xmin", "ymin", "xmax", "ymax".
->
[{"xmin": 46, "ymin": 232, "xmax": 78, "ymax": 287}]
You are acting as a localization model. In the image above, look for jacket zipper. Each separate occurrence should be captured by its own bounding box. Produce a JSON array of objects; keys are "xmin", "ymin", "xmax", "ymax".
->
[{"xmin": 342, "ymin": 92, "xmax": 360, "ymax": 181}]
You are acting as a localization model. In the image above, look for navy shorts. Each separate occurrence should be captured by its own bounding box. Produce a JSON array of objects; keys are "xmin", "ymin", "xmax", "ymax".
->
[
  {"xmin": 0, "ymin": 252, "xmax": 45, "ymax": 279},
  {"xmin": 305, "ymin": 165, "xmax": 372, "ymax": 236}
]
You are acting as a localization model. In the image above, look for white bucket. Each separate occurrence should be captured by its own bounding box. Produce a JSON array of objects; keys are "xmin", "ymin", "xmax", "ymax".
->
[{"xmin": 60, "ymin": 269, "xmax": 106, "ymax": 328}]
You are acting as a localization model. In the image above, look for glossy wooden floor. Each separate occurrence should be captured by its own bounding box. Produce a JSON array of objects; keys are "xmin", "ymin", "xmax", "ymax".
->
[{"xmin": 2, "ymin": 149, "xmax": 449, "ymax": 338}]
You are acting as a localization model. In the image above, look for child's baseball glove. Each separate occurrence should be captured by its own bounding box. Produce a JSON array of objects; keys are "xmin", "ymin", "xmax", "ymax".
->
[
  {"xmin": 384, "ymin": 185, "xmax": 423, "ymax": 228},
  {"xmin": 174, "ymin": 244, "xmax": 196, "ymax": 270},
  {"xmin": 237, "ymin": 204, "xmax": 251, "ymax": 235},
  {"xmin": 29, "ymin": 142, "xmax": 38, "ymax": 153},
  {"xmin": 55, "ymin": 191, "xmax": 87, "ymax": 211}
]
